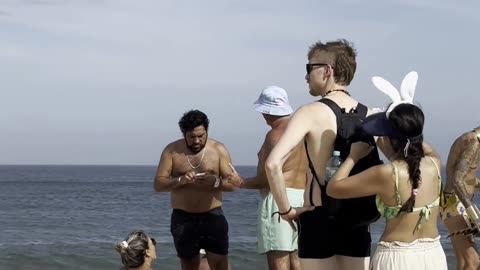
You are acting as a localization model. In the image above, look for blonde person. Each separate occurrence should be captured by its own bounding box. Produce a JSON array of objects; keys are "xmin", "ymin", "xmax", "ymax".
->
[
  {"xmin": 115, "ymin": 230, "xmax": 157, "ymax": 270},
  {"xmin": 326, "ymin": 71, "xmax": 447, "ymax": 270},
  {"xmin": 441, "ymin": 126, "xmax": 480, "ymax": 270},
  {"xmin": 265, "ymin": 39, "xmax": 379, "ymax": 270}
]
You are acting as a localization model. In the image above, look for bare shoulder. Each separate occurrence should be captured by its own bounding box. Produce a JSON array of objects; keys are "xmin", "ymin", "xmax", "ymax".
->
[
  {"xmin": 429, "ymin": 156, "xmax": 442, "ymax": 170},
  {"xmin": 371, "ymin": 163, "xmax": 393, "ymax": 182},
  {"xmin": 462, "ymin": 130, "xmax": 480, "ymax": 144},
  {"xmin": 293, "ymin": 102, "xmax": 334, "ymax": 124},
  {"xmin": 300, "ymin": 101, "xmax": 332, "ymax": 112},
  {"xmin": 209, "ymin": 138, "xmax": 225, "ymax": 148},
  {"xmin": 265, "ymin": 129, "xmax": 281, "ymax": 147},
  {"xmin": 452, "ymin": 131, "xmax": 479, "ymax": 152},
  {"xmin": 163, "ymin": 139, "xmax": 183, "ymax": 153},
  {"xmin": 209, "ymin": 139, "xmax": 230, "ymax": 154}
]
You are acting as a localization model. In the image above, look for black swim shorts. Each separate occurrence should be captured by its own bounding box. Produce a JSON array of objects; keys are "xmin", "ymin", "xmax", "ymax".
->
[
  {"xmin": 297, "ymin": 207, "xmax": 372, "ymax": 259},
  {"xmin": 170, "ymin": 207, "xmax": 229, "ymax": 258}
]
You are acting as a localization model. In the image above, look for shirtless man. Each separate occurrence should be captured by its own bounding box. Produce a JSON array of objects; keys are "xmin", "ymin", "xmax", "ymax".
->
[
  {"xmin": 441, "ymin": 126, "xmax": 480, "ymax": 270},
  {"xmin": 228, "ymin": 86, "xmax": 307, "ymax": 270},
  {"xmin": 153, "ymin": 109, "xmax": 237, "ymax": 270},
  {"xmin": 264, "ymin": 39, "xmax": 375, "ymax": 270}
]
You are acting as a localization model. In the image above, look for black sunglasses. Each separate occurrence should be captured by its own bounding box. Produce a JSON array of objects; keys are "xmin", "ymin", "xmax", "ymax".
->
[
  {"xmin": 306, "ymin": 63, "xmax": 330, "ymax": 74},
  {"xmin": 151, "ymin": 238, "xmax": 156, "ymax": 246}
]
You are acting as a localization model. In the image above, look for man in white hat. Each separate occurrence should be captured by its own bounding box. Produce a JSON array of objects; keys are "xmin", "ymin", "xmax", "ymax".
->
[{"xmin": 228, "ymin": 86, "xmax": 307, "ymax": 270}]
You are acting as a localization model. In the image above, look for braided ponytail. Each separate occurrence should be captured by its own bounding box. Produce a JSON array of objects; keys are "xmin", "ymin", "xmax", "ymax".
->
[
  {"xmin": 397, "ymin": 136, "xmax": 424, "ymax": 214},
  {"xmin": 387, "ymin": 103, "xmax": 425, "ymax": 215}
]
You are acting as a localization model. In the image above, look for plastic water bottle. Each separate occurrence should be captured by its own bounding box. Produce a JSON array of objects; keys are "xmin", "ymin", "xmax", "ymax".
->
[{"xmin": 325, "ymin": 151, "xmax": 343, "ymax": 183}]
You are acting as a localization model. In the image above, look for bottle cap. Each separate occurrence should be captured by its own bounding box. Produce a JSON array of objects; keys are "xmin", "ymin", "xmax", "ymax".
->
[{"xmin": 333, "ymin": 151, "xmax": 340, "ymax": 156}]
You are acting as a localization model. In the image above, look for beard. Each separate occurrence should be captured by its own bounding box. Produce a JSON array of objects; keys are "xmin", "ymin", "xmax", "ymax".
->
[{"xmin": 185, "ymin": 139, "xmax": 206, "ymax": 154}]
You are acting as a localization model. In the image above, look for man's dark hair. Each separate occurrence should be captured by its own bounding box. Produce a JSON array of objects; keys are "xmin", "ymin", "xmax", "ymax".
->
[
  {"xmin": 307, "ymin": 39, "xmax": 357, "ymax": 86},
  {"xmin": 178, "ymin": 110, "xmax": 210, "ymax": 135}
]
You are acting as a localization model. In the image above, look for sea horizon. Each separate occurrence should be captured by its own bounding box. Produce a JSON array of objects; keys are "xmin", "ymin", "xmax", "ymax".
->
[{"xmin": 0, "ymin": 164, "xmax": 468, "ymax": 269}]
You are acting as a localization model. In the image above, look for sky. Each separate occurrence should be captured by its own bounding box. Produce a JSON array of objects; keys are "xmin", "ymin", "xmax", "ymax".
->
[{"xmin": 1, "ymin": 0, "xmax": 479, "ymax": 165}]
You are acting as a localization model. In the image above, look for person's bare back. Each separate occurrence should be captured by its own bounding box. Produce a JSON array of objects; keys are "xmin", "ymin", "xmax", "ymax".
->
[
  {"xmin": 300, "ymin": 95, "xmax": 359, "ymax": 206},
  {"xmin": 265, "ymin": 119, "xmax": 306, "ymax": 190}
]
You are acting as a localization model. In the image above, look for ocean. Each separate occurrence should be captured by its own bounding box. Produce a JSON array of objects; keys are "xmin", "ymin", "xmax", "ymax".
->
[{"xmin": 0, "ymin": 165, "xmax": 466, "ymax": 269}]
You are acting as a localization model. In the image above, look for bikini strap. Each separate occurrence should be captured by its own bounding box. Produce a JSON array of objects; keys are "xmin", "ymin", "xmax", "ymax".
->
[
  {"xmin": 391, "ymin": 163, "xmax": 401, "ymax": 205},
  {"xmin": 427, "ymin": 156, "xmax": 442, "ymax": 194}
]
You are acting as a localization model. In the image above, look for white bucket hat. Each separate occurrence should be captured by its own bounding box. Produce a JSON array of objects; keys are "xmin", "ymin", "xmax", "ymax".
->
[{"xmin": 253, "ymin": 86, "xmax": 293, "ymax": 116}]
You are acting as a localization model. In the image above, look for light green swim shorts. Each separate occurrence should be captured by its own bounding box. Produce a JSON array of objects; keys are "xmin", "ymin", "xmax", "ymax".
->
[{"xmin": 257, "ymin": 188, "xmax": 304, "ymax": 254}]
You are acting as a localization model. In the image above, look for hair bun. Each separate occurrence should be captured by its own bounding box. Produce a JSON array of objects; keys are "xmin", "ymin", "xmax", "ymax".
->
[{"xmin": 115, "ymin": 241, "xmax": 129, "ymax": 254}]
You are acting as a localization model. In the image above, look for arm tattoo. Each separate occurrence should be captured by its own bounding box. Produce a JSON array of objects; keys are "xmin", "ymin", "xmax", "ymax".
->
[{"xmin": 453, "ymin": 136, "xmax": 480, "ymax": 207}]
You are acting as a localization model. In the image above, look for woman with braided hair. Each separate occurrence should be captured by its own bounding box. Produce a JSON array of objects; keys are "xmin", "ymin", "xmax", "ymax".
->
[
  {"xmin": 326, "ymin": 102, "xmax": 447, "ymax": 270},
  {"xmin": 325, "ymin": 69, "xmax": 447, "ymax": 269},
  {"xmin": 327, "ymin": 100, "xmax": 447, "ymax": 270}
]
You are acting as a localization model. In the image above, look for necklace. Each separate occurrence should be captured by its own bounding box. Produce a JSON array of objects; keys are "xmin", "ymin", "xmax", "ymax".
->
[
  {"xmin": 186, "ymin": 149, "xmax": 205, "ymax": 169},
  {"xmin": 322, "ymin": 89, "xmax": 351, "ymax": 97}
]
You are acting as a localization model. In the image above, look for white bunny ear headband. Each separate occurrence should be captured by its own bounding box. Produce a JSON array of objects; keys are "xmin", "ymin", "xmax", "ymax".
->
[{"xmin": 371, "ymin": 71, "xmax": 418, "ymax": 118}]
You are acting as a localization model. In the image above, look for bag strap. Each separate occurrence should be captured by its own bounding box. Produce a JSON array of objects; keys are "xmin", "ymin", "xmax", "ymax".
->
[
  {"xmin": 304, "ymin": 139, "xmax": 323, "ymax": 206},
  {"xmin": 318, "ymin": 99, "xmax": 341, "ymax": 127},
  {"xmin": 356, "ymin": 103, "xmax": 368, "ymax": 118},
  {"xmin": 319, "ymin": 98, "xmax": 368, "ymax": 120},
  {"xmin": 304, "ymin": 139, "xmax": 321, "ymax": 184}
]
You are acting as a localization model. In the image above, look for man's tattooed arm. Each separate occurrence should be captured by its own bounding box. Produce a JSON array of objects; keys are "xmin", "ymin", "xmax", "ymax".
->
[{"xmin": 453, "ymin": 134, "xmax": 480, "ymax": 208}]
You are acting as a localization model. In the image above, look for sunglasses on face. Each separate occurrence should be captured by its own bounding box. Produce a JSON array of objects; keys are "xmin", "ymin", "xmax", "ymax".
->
[
  {"xmin": 306, "ymin": 63, "xmax": 330, "ymax": 74},
  {"xmin": 151, "ymin": 238, "xmax": 156, "ymax": 246}
]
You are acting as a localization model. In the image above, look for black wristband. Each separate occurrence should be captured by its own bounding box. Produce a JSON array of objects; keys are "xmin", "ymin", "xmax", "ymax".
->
[{"xmin": 271, "ymin": 206, "xmax": 293, "ymax": 223}]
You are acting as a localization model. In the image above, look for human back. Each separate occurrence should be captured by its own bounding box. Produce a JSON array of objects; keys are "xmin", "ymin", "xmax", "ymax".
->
[
  {"xmin": 378, "ymin": 157, "xmax": 441, "ymax": 243},
  {"xmin": 373, "ymin": 101, "xmax": 446, "ymax": 269},
  {"xmin": 372, "ymin": 101, "xmax": 442, "ymax": 243},
  {"xmin": 267, "ymin": 118, "xmax": 307, "ymax": 190},
  {"xmin": 302, "ymin": 94, "xmax": 361, "ymax": 206}
]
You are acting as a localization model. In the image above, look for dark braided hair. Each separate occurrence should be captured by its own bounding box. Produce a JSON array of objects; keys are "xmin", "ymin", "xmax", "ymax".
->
[{"xmin": 387, "ymin": 103, "xmax": 425, "ymax": 214}]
